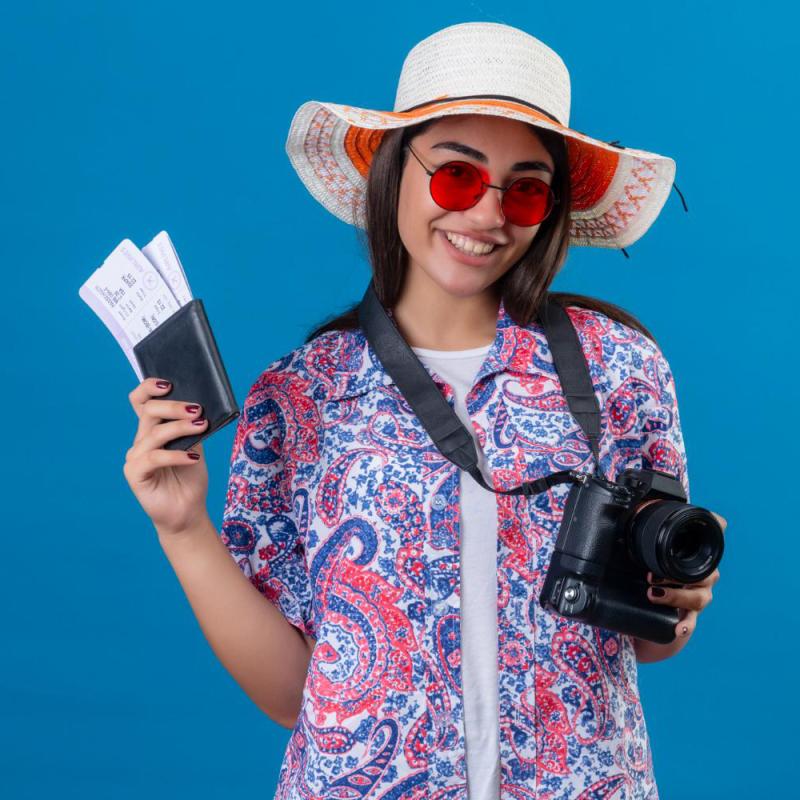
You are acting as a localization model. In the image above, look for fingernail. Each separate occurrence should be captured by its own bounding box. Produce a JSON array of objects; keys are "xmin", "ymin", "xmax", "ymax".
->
[
  {"xmin": 192, "ymin": 418, "xmax": 206, "ymax": 426},
  {"xmin": 185, "ymin": 404, "xmax": 200, "ymax": 414},
  {"xmin": 156, "ymin": 380, "xmax": 171, "ymax": 389},
  {"xmin": 681, "ymin": 625, "xmax": 689, "ymax": 636},
  {"xmin": 651, "ymin": 587, "xmax": 666, "ymax": 597},
  {"xmin": 187, "ymin": 451, "xmax": 200, "ymax": 460}
]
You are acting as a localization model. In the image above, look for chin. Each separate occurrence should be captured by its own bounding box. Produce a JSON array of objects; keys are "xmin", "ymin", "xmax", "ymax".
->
[{"xmin": 428, "ymin": 272, "xmax": 498, "ymax": 300}]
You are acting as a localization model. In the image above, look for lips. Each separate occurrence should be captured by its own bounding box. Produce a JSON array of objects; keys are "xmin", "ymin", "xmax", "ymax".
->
[
  {"xmin": 442, "ymin": 229, "xmax": 506, "ymax": 246},
  {"xmin": 438, "ymin": 229, "xmax": 505, "ymax": 263},
  {"xmin": 445, "ymin": 233, "xmax": 496, "ymax": 256}
]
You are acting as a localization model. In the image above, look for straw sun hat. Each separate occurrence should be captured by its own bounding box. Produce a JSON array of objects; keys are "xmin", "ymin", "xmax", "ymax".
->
[{"xmin": 285, "ymin": 21, "xmax": 682, "ymax": 250}]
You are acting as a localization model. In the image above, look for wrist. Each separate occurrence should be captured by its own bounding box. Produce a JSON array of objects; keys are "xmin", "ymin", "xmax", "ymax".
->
[
  {"xmin": 633, "ymin": 633, "xmax": 689, "ymax": 663},
  {"xmin": 157, "ymin": 513, "xmax": 216, "ymax": 556}
]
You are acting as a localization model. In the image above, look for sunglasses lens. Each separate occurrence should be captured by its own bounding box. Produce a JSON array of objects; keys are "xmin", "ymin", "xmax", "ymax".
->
[
  {"xmin": 427, "ymin": 159, "xmax": 555, "ymax": 226},
  {"xmin": 502, "ymin": 178, "xmax": 554, "ymax": 226},
  {"xmin": 429, "ymin": 162, "xmax": 485, "ymax": 211}
]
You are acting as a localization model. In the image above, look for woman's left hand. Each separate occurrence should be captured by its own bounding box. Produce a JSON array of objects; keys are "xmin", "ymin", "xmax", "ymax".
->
[
  {"xmin": 634, "ymin": 512, "xmax": 727, "ymax": 662},
  {"xmin": 646, "ymin": 567, "xmax": 720, "ymax": 640}
]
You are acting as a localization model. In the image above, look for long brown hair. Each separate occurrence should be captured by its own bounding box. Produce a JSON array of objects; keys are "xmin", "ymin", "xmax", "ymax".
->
[{"xmin": 304, "ymin": 117, "xmax": 655, "ymax": 344}]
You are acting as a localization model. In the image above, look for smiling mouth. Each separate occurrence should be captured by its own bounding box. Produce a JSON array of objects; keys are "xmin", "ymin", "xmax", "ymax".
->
[{"xmin": 442, "ymin": 230, "xmax": 505, "ymax": 256}]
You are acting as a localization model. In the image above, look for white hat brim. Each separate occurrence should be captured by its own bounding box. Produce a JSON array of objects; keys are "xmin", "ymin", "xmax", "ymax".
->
[{"xmin": 286, "ymin": 98, "xmax": 676, "ymax": 249}]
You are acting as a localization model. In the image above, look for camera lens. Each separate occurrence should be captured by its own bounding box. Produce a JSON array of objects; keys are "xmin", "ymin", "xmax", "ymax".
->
[{"xmin": 629, "ymin": 501, "xmax": 724, "ymax": 583}]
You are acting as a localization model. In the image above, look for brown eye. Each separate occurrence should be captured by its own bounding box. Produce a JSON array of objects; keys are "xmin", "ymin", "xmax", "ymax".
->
[
  {"xmin": 509, "ymin": 177, "xmax": 548, "ymax": 196},
  {"xmin": 429, "ymin": 161, "xmax": 486, "ymax": 210},
  {"xmin": 440, "ymin": 162, "xmax": 479, "ymax": 186}
]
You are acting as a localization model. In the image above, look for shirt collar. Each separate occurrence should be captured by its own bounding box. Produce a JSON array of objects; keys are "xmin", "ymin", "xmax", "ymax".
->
[{"xmin": 326, "ymin": 297, "xmax": 544, "ymax": 401}]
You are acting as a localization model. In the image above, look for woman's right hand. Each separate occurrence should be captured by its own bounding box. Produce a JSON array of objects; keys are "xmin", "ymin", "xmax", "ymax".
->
[{"xmin": 123, "ymin": 377, "xmax": 210, "ymax": 538}]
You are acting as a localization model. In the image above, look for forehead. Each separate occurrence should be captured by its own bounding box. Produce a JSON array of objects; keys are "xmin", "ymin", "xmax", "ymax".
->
[{"xmin": 417, "ymin": 113, "xmax": 548, "ymax": 154}]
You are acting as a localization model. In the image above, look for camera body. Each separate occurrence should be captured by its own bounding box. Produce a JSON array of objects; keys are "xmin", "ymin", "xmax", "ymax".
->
[{"xmin": 540, "ymin": 467, "xmax": 724, "ymax": 643}]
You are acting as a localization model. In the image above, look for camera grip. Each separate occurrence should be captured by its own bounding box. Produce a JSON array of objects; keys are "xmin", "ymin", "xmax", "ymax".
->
[{"xmin": 591, "ymin": 581, "xmax": 680, "ymax": 644}]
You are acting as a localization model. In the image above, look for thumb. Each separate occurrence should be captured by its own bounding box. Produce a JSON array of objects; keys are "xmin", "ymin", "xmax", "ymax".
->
[{"xmin": 187, "ymin": 440, "xmax": 205, "ymax": 460}]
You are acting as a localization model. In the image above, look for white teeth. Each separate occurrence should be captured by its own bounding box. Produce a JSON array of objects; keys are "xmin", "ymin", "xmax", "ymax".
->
[{"xmin": 445, "ymin": 231, "xmax": 496, "ymax": 255}]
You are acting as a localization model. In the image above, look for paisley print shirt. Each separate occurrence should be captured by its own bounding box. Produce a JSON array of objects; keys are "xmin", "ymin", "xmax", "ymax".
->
[{"xmin": 220, "ymin": 299, "xmax": 689, "ymax": 800}]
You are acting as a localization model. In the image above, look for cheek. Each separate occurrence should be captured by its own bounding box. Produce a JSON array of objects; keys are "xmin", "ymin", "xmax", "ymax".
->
[
  {"xmin": 396, "ymin": 184, "xmax": 414, "ymax": 240},
  {"xmin": 504, "ymin": 225, "xmax": 541, "ymax": 263},
  {"xmin": 398, "ymin": 176, "xmax": 442, "ymax": 250}
]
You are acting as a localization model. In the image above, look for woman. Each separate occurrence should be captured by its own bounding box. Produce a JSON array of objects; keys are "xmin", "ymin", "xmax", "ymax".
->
[{"xmin": 123, "ymin": 22, "xmax": 724, "ymax": 800}]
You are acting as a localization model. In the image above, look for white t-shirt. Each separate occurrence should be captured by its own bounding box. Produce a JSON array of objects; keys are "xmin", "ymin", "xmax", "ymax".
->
[{"xmin": 411, "ymin": 342, "xmax": 500, "ymax": 800}]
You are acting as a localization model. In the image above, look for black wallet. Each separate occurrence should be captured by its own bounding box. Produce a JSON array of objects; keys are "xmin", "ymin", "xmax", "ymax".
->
[{"xmin": 132, "ymin": 298, "xmax": 240, "ymax": 450}]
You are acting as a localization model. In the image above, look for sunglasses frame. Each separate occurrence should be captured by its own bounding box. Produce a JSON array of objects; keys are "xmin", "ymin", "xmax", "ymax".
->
[{"xmin": 405, "ymin": 143, "xmax": 559, "ymax": 227}]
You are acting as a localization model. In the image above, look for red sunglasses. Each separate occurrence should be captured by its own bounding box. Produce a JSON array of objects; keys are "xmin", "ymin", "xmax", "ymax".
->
[{"xmin": 406, "ymin": 144, "xmax": 558, "ymax": 227}]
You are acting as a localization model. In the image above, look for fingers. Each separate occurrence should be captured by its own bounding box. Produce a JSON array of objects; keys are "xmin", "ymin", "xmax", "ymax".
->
[
  {"xmin": 128, "ymin": 377, "xmax": 205, "ymax": 444},
  {"xmin": 128, "ymin": 377, "xmax": 174, "ymax": 418},
  {"xmin": 124, "ymin": 442, "xmax": 205, "ymax": 485},
  {"xmin": 648, "ymin": 583, "xmax": 712, "ymax": 612},
  {"xmin": 130, "ymin": 413, "xmax": 208, "ymax": 455},
  {"xmin": 675, "ymin": 609, "xmax": 697, "ymax": 639},
  {"xmin": 649, "ymin": 569, "xmax": 720, "ymax": 589},
  {"xmin": 135, "ymin": 399, "xmax": 205, "ymax": 445},
  {"xmin": 704, "ymin": 569, "xmax": 721, "ymax": 588},
  {"xmin": 647, "ymin": 570, "xmax": 717, "ymax": 613}
]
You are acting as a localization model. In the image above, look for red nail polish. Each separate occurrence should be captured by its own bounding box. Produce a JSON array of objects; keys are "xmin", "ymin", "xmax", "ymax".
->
[
  {"xmin": 651, "ymin": 587, "xmax": 666, "ymax": 597},
  {"xmin": 192, "ymin": 418, "xmax": 206, "ymax": 426},
  {"xmin": 186, "ymin": 404, "xmax": 200, "ymax": 414},
  {"xmin": 187, "ymin": 451, "xmax": 200, "ymax": 460},
  {"xmin": 681, "ymin": 625, "xmax": 689, "ymax": 636},
  {"xmin": 156, "ymin": 380, "xmax": 171, "ymax": 389}
]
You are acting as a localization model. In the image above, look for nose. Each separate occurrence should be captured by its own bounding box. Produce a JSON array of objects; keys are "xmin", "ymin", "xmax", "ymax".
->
[{"xmin": 462, "ymin": 184, "xmax": 506, "ymax": 229}]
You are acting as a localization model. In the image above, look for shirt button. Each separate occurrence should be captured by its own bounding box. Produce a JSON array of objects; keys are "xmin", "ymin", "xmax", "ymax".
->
[
  {"xmin": 431, "ymin": 494, "xmax": 447, "ymax": 511},
  {"xmin": 433, "ymin": 600, "xmax": 449, "ymax": 615}
]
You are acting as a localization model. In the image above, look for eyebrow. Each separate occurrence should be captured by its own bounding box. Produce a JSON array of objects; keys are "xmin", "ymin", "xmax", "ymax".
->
[{"xmin": 430, "ymin": 140, "xmax": 553, "ymax": 174}]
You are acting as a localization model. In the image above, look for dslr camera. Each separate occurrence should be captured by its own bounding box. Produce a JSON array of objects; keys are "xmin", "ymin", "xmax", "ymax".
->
[{"xmin": 540, "ymin": 467, "xmax": 724, "ymax": 643}]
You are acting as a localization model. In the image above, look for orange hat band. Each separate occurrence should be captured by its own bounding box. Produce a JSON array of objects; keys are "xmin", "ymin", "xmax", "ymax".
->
[
  {"xmin": 341, "ymin": 112, "xmax": 620, "ymax": 213},
  {"xmin": 400, "ymin": 93, "xmax": 563, "ymax": 125}
]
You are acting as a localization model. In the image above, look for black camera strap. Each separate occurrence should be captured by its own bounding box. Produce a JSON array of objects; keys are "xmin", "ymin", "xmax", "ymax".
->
[
  {"xmin": 357, "ymin": 280, "xmax": 603, "ymax": 497},
  {"xmin": 537, "ymin": 293, "xmax": 603, "ymax": 467}
]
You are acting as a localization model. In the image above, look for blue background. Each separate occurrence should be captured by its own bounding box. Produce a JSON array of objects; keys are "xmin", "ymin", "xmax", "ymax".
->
[{"xmin": 2, "ymin": 1, "xmax": 795, "ymax": 797}]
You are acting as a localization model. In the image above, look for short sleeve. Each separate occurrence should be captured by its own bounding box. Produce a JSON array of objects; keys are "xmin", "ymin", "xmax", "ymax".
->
[
  {"xmin": 604, "ymin": 325, "xmax": 691, "ymax": 502},
  {"xmin": 220, "ymin": 359, "xmax": 315, "ymax": 636}
]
